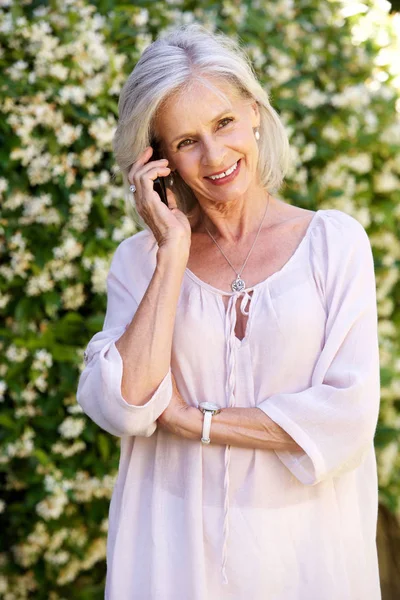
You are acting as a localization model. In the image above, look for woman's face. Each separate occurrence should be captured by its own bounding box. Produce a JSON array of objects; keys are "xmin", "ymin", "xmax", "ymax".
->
[{"xmin": 154, "ymin": 78, "xmax": 261, "ymax": 208}]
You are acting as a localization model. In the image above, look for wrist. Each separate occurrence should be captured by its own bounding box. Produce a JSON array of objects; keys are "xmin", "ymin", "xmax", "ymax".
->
[
  {"xmin": 176, "ymin": 406, "xmax": 203, "ymax": 440},
  {"xmin": 157, "ymin": 237, "xmax": 190, "ymax": 263}
]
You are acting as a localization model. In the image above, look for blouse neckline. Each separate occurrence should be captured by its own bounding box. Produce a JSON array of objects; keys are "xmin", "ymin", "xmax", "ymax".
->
[{"xmin": 184, "ymin": 209, "xmax": 323, "ymax": 296}]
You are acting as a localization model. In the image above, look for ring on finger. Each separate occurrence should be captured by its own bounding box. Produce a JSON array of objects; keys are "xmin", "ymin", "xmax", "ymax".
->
[{"xmin": 129, "ymin": 184, "xmax": 136, "ymax": 193}]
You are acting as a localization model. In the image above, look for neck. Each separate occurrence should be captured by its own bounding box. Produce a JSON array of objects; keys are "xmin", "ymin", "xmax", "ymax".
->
[{"xmin": 196, "ymin": 190, "xmax": 273, "ymax": 244}]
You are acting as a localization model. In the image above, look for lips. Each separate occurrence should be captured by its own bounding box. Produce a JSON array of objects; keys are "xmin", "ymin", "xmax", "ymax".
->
[
  {"xmin": 205, "ymin": 159, "xmax": 240, "ymax": 180},
  {"xmin": 204, "ymin": 159, "xmax": 242, "ymax": 186}
]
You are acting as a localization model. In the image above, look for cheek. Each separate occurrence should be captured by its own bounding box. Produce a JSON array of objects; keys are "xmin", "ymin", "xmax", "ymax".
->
[
  {"xmin": 176, "ymin": 152, "xmax": 200, "ymax": 176},
  {"xmin": 231, "ymin": 127, "xmax": 255, "ymax": 150}
]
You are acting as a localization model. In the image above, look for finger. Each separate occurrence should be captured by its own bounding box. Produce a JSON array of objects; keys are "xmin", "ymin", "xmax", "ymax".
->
[
  {"xmin": 131, "ymin": 162, "xmax": 169, "ymax": 195},
  {"xmin": 165, "ymin": 188, "xmax": 178, "ymax": 210},
  {"xmin": 128, "ymin": 146, "xmax": 154, "ymax": 183},
  {"xmin": 131, "ymin": 166, "xmax": 170, "ymax": 208},
  {"xmin": 138, "ymin": 160, "xmax": 170, "ymax": 181},
  {"xmin": 139, "ymin": 167, "xmax": 171, "ymax": 199}
]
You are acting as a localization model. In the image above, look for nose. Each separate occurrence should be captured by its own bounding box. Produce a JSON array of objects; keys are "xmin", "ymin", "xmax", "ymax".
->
[{"xmin": 200, "ymin": 136, "xmax": 227, "ymax": 168}]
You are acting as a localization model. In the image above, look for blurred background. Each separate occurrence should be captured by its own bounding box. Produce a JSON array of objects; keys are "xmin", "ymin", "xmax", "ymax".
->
[{"xmin": 0, "ymin": 0, "xmax": 399, "ymax": 598}]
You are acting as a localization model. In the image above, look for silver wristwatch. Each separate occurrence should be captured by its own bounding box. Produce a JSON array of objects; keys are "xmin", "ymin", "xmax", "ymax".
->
[{"xmin": 198, "ymin": 402, "xmax": 221, "ymax": 444}]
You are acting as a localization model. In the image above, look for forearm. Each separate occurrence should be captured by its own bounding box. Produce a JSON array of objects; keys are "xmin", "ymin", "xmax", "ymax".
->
[
  {"xmin": 115, "ymin": 243, "xmax": 188, "ymax": 406},
  {"xmin": 177, "ymin": 407, "xmax": 303, "ymax": 452}
]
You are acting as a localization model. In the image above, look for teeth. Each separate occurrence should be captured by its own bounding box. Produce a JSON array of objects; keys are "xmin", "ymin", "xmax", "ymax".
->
[{"xmin": 209, "ymin": 161, "xmax": 238, "ymax": 180}]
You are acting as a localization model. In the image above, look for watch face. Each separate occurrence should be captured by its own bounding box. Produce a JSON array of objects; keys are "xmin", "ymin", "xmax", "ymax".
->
[{"xmin": 199, "ymin": 402, "xmax": 220, "ymax": 411}]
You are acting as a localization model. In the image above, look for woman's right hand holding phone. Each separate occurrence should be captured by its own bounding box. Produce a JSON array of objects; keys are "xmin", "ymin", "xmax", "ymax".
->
[{"xmin": 128, "ymin": 146, "xmax": 191, "ymax": 261}]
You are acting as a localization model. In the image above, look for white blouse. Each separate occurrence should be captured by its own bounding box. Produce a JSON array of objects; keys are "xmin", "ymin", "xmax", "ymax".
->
[{"xmin": 77, "ymin": 208, "xmax": 382, "ymax": 600}]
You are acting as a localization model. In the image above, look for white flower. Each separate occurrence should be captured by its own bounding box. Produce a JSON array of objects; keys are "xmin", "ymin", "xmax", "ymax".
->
[
  {"xmin": 0, "ymin": 293, "xmax": 10, "ymax": 310},
  {"xmin": 27, "ymin": 153, "xmax": 54, "ymax": 185},
  {"xmin": 5, "ymin": 345, "xmax": 29, "ymax": 363},
  {"xmin": 62, "ymin": 283, "xmax": 86, "ymax": 310},
  {"xmin": 378, "ymin": 319, "xmax": 398, "ymax": 338},
  {"xmin": 266, "ymin": 65, "xmax": 294, "ymax": 86},
  {"xmin": 6, "ymin": 60, "xmax": 28, "ymax": 81},
  {"xmin": 48, "ymin": 63, "xmax": 69, "ymax": 81},
  {"xmin": 26, "ymin": 271, "xmax": 54, "ymax": 296},
  {"xmin": 321, "ymin": 125, "xmax": 342, "ymax": 143},
  {"xmin": 2, "ymin": 190, "xmax": 25, "ymax": 210},
  {"xmin": 374, "ymin": 170, "xmax": 399, "ymax": 193},
  {"xmin": 36, "ymin": 489, "xmax": 69, "ymax": 521},
  {"xmin": 346, "ymin": 153, "xmax": 372, "ymax": 174},
  {"xmin": 331, "ymin": 84, "xmax": 371, "ymax": 109},
  {"xmin": 112, "ymin": 216, "xmax": 137, "ymax": 242},
  {"xmin": 81, "ymin": 537, "xmax": 107, "ymax": 570},
  {"xmin": 132, "ymin": 8, "xmax": 149, "ymax": 26},
  {"xmin": 0, "ymin": 177, "xmax": 8, "ymax": 195},
  {"xmin": 380, "ymin": 121, "xmax": 400, "ymax": 145},
  {"xmin": 51, "ymin": 440, "xmax": 86, "ymax": 457},
  {"xmin": 5, "ymin": 428, "xmax": 35, "ymax": 459},
  {"xmin": 32, "ymin": 349, "xmax": 53, "ymax": 370},
  {"xmin": 301, "ymin": 88, "xmax": 327, "ymax": 109},
  {"xmin": 91, "ymin": 257, "xmax": 111, "ymax": 294},
  {"xmin": 95, "ymin": 228, "xmax": 107, "ymax": 239},
  {"xmin": 33, "ymin": 374, "xmax": 48, "ymax": 392},
  {"xmin": 88, "ymin": 116, "xmax": 117, "ymax": 149},
  {"xmin": 58, "ymin": 85, "xmax": 86, "ymax": 105},
  {"xmin": 56, "ymin": 123, "xmax": 83, "ymax": 146},
  {"xmin": 68, "ymin": 189, "xmax": 93, "ymax": 232},
  {"xmin": 58, "ymin": 416, "xmax": 85, "ymax": 439},
  {"xmin": 16, "ymin": 405, "xmax": 39, "ymax": 418},
  {"xmin": 80, "ymin": 146, "xmax": 103, "ymax": 168},
  {"xmin": 301, "ymin": 143, "xmax": 317, "ymax": 162},
  {"xmin": 53, "ymin": 236, "xmax": 83, "ymax": 261},
  {"xmin": 84, "ymin": 73, "xmax": 106, "ymax": 97},
  {"xmin": 10, "ymin": 248, "xmax": 34, "ymax": 277},
  {"xmin": 44, "ymin": 549, "xmax": 70, "ymax": 565},
  {"xmin": 0, "ymin": 381, "xmax": 7, "ymax": 402}
]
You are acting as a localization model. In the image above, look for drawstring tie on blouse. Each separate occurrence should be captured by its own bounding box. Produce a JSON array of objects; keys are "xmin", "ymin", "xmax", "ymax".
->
[{"xmin": 221, "ymin": 288, "xmax": 253, "ymax": 585}]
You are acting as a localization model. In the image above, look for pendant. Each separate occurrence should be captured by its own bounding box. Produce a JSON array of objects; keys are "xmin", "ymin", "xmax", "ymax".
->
[{"xmin": 232, "ymin": 275, "xmax": 245, "ymax": 292}]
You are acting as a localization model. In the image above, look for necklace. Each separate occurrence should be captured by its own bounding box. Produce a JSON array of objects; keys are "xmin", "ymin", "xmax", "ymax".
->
[{"xmin": 202, "ymin": 194, "xmax": 270, "ymax": 292}]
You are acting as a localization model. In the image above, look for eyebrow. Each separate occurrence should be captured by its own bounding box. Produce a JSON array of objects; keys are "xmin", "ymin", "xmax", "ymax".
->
[{"xmin": 170, "ymin": 110, "xmax": 233, "ymax": 145}]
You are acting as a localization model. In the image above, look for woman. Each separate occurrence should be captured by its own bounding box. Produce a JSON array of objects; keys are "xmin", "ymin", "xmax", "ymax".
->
[{"xmin": 77, "ymin": 24, "xmax": 381, "ymax": 600}]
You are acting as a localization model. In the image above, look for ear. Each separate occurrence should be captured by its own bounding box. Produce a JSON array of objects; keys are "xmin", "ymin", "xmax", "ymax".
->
[
  {"xmin": 251, "ymin": 100, "xmax": 261, "ymax": 128},
  {"xmin": 159, "ymin": 142, "xmax": 177, "ymax": 171}
]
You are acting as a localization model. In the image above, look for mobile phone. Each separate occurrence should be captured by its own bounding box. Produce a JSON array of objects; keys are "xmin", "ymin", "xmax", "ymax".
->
[{"xmin": 150, "ymin": 137, "xmax": 169, "ymax": 207}]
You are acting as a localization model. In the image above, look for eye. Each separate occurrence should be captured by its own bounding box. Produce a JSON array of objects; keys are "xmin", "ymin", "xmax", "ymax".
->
[
  {"xmin": 177, "ymin": 138, "xmax": 194, "ymax": 150},
  {"xmin": 177, "ymin": 117, "xmax": 234, "ymax": 149},
  {"xmin": 218, "ymin": 117, "xmax": 234, "ymax": 128}
]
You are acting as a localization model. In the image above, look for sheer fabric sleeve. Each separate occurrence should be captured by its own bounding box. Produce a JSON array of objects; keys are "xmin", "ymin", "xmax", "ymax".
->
[
  {"xmin": 76, "ymin": 238, "xmax": 172, "ymax": 438},
  {"xmin": 256, "ymin": 210, "xmax": 381, "ymax": 485}
]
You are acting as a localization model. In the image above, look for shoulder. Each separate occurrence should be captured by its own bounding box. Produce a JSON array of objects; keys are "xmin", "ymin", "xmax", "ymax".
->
[
  {"xmin": 108, "ymin": 228, "xmax": 158, "ymax": 295},
  {"xmin": 313, "ymin": 209, "xmax": 372, "ymax": 251},
  {"xmin": 112, "ymin": 228, "xmax": 157, "ymax": 262},
  {"xmin": 110, "ymin": 228, "xmax": 157, "ymax": 271},
  {"xmin": 310, "ymin": 209, "xmax": 374, "ymax": 289}
]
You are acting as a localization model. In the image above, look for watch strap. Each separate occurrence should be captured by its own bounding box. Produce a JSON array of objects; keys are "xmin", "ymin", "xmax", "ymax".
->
[{"xmin": 201, "ymin": 410, "xmax": 213, "ymax": 444}]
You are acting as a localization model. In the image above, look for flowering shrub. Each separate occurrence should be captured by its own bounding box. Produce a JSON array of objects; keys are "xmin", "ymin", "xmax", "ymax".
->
[{"xmin": 0, "ymin": 0, "xmax": 399, "ymax": 597}]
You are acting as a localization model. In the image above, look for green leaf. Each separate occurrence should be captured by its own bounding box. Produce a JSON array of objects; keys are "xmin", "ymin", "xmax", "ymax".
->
[
  {"xmin": 53, "ymin": 313, "xmax": 86, "ymax": 342},
  {"xmin": 374, "ymin": 426, "xmax": 400, "ymax": 448},
  {"xmin": 33, "ymin": 448, "xmax": 51, "ymax": 466},
  {"xmin": 0, "ymin": 414, "xmax": 16, "ymax": 429},
  {"xmin": 97, "ymin": 434, "xmax": 110, "ymax": 461}
]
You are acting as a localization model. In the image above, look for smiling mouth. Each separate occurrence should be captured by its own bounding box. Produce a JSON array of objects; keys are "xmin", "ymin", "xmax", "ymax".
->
[{"xmin": 205, "ymin": 160, "xmax": 239, "ymax": 180}]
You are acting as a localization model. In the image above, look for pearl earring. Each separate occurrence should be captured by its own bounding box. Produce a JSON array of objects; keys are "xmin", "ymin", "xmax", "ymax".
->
[
  {"xmin": 168, "ymin": 174, "xmax": 174, "ymax": 186},
  {"xmin": 255, "ymin": 129, "xmax": 260, "ymax": 141}
]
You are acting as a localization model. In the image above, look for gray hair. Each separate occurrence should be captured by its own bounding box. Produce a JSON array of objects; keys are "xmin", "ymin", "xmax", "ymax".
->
[{"xmin": 112, "ymin": 23, "xmax": 291, "ymax": 228}]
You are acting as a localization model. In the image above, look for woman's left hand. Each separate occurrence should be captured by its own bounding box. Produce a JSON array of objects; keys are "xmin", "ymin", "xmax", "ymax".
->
[{"xmin": 157, "ymin": 373, "xmax": 192, "ymax": 436}]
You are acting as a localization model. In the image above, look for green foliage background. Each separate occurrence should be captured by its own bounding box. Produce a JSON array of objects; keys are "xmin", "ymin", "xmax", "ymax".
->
[{"xmin": 0, "ymin": 0, "xmax": 399, "ymax": 597}]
